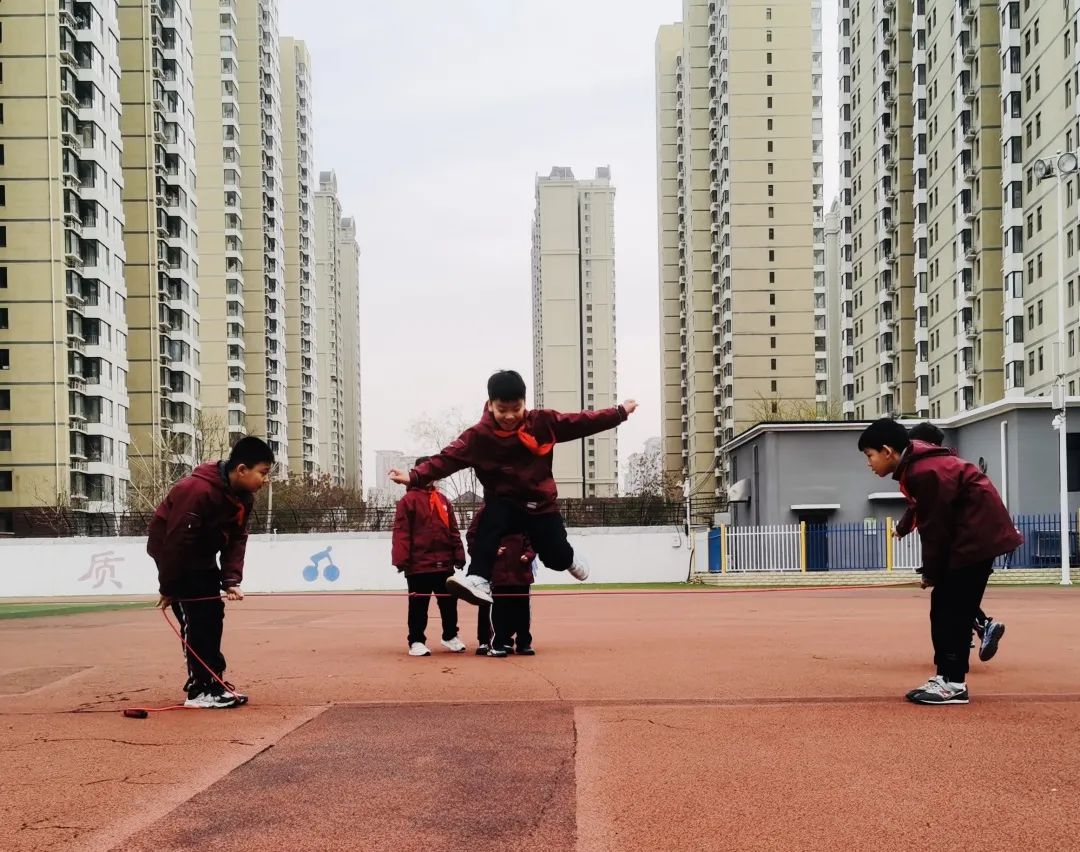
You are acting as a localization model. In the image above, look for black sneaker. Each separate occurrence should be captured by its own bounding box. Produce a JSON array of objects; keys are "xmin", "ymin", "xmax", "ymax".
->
[
  {"xmin": 486, "ymin": 647, "xmax": 509, "ymax": 658},
  {"xmin": 475, "ymin": 644, "xmax": 490, "ymax": 656},
  {"xmin": 221, "ymin": 680, "xmax": 248, "ymax": 705},
  {"xmin": 515, "ymin": 646, "xmax": 536, "ymax": 656},
  {"xmin": 979, "ymin": 620, "xmax": 1005, "ymax": 662}
]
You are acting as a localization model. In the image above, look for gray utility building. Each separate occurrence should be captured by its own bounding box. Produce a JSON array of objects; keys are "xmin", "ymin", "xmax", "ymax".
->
[{"xmin": 722, "ymin": 397, "xmax": 1080, "ymax": 529}]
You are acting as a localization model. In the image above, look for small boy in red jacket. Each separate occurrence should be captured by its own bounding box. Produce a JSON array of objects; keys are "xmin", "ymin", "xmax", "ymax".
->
[
  {"xmin": 392, "ymin": 457, "xmax": 468, "ymax": 656},
  {"xmin": 388, "ymin": 370, "xmax": 637, "ymax": 606},
  {"xmin": 896, "ymin": 421, "xmax": 1006, "ymax": 663},
  {"xmin": 147, "ymin": 436, "xmax": 273, "ymax": 709},
  {"xmin": 468, "ymin": 506, "xmax": 538, "ymax": 657},
  {"xmin": 859, "ymin": 418, "xmax": 1022, "ymax": 705}
]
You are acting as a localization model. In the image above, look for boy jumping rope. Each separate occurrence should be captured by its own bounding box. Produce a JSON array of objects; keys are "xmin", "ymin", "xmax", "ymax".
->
[
  {"xmin": 389, "ymin": 369, "xmax": 636, "ymax": 605},
  {"xmin": 147, "ymin": 436, "xmax": 273, "ymax": 708},
  {"xmin": 859, "ymin": 419, "xmax": 1021, "ymax": 705}
]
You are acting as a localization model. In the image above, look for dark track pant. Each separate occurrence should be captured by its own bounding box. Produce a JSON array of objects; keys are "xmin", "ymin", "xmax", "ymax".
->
[
  {"xmin": 929, "ymin": 561, "xmax": 993, "ymax": 683},
  {"xmin": 170, "ymin": 571, "xmax": 226, "ymax": 694},
  {"xmin": 406, "ymin": 572, "xmax": 459, "ymax": 645},
  {"xmin": 467, "ymin": 499, "xmax": 573, "ymax": 581},
  {"xmin": 477, "ymin": 586, "xmax": 532, "ymax": 650}
]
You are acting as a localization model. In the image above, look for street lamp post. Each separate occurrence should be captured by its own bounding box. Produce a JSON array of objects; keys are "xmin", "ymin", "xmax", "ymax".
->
[{"xmin": 1033, "ymin": 151, "xmax": 1076, "ymax": 586}]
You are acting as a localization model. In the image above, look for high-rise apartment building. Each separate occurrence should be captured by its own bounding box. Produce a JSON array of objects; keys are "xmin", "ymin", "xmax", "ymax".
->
[
  {"xmin": 119, "ymin": 0, "xmax": 202, "ymax": 500},
  {"xmin": 236, "ymin": 0, "xmax": 287, "ymax": 464},
  {"xmin": 280, "ymin": 37, "xmax": 318, "ymax": 476},
  {"xmin": 339, "ymin": 216, "xmax": 362, "ymax": 492},
  {"xmin": 1001, "ymin": 0, "xmax": 1080, "ymax": 400},
  {"xmin": 840, "ymin": 0, "xmax": 1004, "ymax": 421},
  {"xmin": 192, "ymin": 0, "xmax": 248, "ymax": 450},
  {"xmin": 313, "ymin": 171, "xmax": 347, "ymax": 486},
  {"xmin": 531, "ymin": 166, "xmax": 618, "ymax": 498},
  {"xmin": 0, "ymin": 0, "xmax": 132, "ymax": 522},
  {"xmin": 656, "ymin": 0, "xmax": 825, "ymax": 499}
]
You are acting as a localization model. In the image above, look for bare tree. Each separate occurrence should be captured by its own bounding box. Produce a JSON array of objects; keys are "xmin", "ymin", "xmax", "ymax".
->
[
  {"xmin": 127, "ymin": 411, "xmax": 238, "ymax": 511},
  {"xmin": 408, "ymin": 407, "xmax": 481, "ymax": 502},
  {"xmin": 625, "ymin": 441, "xmax": 682, "ymax": 498},
  {"xmin": 748, "ymin": 394, "xmax": 847, "ymax": 424}
]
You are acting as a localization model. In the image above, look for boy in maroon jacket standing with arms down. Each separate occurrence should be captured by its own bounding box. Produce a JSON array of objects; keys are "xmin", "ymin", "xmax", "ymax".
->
[
  {"xmin": 468, "ymin": 505, "xmax": 538, "ymax": 657},
  {"xmin": 389, "ymin": 370, "xmax": 637, "ymax": 606},
  {"xmin": 392, "ymin": 457, "xmax": 468, "ymax": 657},
  {"xmin": 859, "ymin": 419, "xmax": 1022, "ymax": 705},
  {"xmin": 147, "ymin": 436, "xmax": 273, "ymax": 709}
]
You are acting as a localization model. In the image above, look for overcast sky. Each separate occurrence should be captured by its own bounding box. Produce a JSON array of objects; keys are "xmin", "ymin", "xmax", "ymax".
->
[{"xmin": 278, "ymin": 0, "xmax": 839, "ymax": 492}]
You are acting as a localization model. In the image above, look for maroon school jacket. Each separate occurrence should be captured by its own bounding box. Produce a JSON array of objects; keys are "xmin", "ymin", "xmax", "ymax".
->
[
  {"xmin": 466, "ymin": 508, "xmax": 537, "ymax": 587},
  {"xmin": 894, "ymin": 440, "xmax": 1023, "ymax": 579},
  {"xmin": 391, "ymin": 486, "xmax": 466, "ymax": 576},
  {"xmin": 146, "ymin": 462, "xmax": 253, "ymax": 596},
  {"xmin": 408, "ymin": 405, "xmax": 628, "ymax": 514}
]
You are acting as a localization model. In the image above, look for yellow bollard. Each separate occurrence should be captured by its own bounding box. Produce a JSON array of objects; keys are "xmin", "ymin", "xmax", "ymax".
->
[
  {"xmin": 800, "ymin": 521, "xmax": 807, "ymax": 573},
  {"xmin": 720, "ymin": 524, "xmax": 728, "ymax": 574},
  {"xmin": 886, "ymin": 517, "xmax": 894, "ymax": 572}
]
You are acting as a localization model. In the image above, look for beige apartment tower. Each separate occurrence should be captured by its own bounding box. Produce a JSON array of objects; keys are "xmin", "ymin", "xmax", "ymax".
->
[
  {"xmin": 119, "ymin": 0, "xmax": 203, "ymax": 500},
  {"xmin": 531, "ymin": 166, "xmax": 618, "ymax": 498},
  {"xmin": 280, "ymin": 37, "xmax": 318, "ymax": 476},
  {"xmin": 0, "ymin": 0, "xmax": 132, "ymax": 524},
  {"xmin": 339, "ymin": 216, "xmax": 362, "ymax": 491},
  {"xmin": 313, "ymin": 172, "xmax": 362, "ymax": 491},
  {"xmin": 656, "ymin": 0, "xmax": 826, "ymax": 499},
  {"xmin": 840, "ymin": 0, "xmax": 1005, "ymax": 421}
]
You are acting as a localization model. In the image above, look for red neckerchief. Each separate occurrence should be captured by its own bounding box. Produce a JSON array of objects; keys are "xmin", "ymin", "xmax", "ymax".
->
[
  {"xmin": 428, "ymin": 489, "xmax": 449, "ymax": 527},
  {"xmin": 492, "ymin": 422, "xmax": 554, "ymax": 456}
]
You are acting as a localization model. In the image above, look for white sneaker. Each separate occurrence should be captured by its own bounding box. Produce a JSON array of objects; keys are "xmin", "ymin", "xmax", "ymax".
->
[
  {"xmin": 408, "ymin": 642, "xmax": 431, "ymax": 657},
  {"xmin": 567, "ymin": 554, "xmax": 589, "ymax": 581},
  {"xmin": 445, "ymin": 574, "xmax": 493, "ymax": 605},
  {"xmin": 441, "ymin": 636, "xmax": 467, "ymax": 653},
  {"xmin": 184, "ymin": 691, "xmax": 239, "ymax": 709}
]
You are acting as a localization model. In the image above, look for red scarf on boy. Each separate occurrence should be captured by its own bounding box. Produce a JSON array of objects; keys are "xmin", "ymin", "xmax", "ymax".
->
[{"xmin": 492, "ymin": 422, "xmax": 554, "ymax": 456}]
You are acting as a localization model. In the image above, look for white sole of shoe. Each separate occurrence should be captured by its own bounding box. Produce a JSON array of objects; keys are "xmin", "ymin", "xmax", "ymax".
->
[
  {"xmin": 445, "ymin": 575, "xmax": 492, "ymax": 605},
  {"xmin": 907, "ymin": 694, "xmax": 969, "ymax": 705},
  {"xmin": 408, "ymin": 649, "xmax": 431, "ymax": 657},
  {"xmin": 440, "ymin": 642, "xmax": 466, "ymax": 653},
  {"xmin": 183, "ymin": 698, "xmax": 239, "ymax": 709}
]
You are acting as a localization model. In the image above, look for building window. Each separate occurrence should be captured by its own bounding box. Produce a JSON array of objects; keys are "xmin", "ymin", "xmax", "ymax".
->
[
  {"xmin": 0, "ymin": 350, "xmax": 8, "ymax": 370},
  {"xmin": 0, "ymin": 431, "xmax": 8, "ymax": 451},
  {"xmin": 0, "ymin": 389, "xmax": 8, "ymax": 409},
  {"xmin": 0, "ymin": 226, "xmax": 6, "ymax": 247},
  {"xmin": 0, "ymin": 308, "xmax": 6, "ymax": 329},
  {"xmin": 0, "ymin": 471, "xmax": 11, "ymax": 491},
  {"xmin": 770, "ymin": 336, "xmax": 777, "ymax": 349}
]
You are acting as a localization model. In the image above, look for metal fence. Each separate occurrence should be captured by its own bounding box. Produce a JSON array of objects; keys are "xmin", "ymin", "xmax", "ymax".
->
[
  {"xmin": 2, "ymin": 496, "xmax": 725, "ymax": 538},
  {"xmin": 706, "ymin": 513, "xmax": 1080, "ymax": 573}
]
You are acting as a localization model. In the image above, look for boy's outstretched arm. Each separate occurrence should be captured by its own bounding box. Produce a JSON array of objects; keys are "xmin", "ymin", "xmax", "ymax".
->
[
  {"xmin": 550, "ymin": 399, "xmax": 638, "ymax": 443},
  {"xmin": 387, "ymin": 430, "xmax": 476, "ymax": 487}
]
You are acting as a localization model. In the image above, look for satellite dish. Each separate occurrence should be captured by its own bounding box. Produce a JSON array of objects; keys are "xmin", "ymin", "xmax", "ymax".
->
[
  {"xmin": 1059, "ymin": 152, "xmax": 1079, "ymax": 175},
  {"xmin": 727, "ymin": 477, "xmax": 751, "ymax": 504},
  {"xmin": 1033, "ymin": 158, "xmax": 1053, "ymax": 181}
]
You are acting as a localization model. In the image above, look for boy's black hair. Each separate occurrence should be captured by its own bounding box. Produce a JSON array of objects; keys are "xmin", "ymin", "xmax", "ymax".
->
[
  {"xmin": 487, "ymin": 369, "xmax": 527, "ymax": 402},
  {"xmin": 908, "ymin": 421, "xmax": 944, "ymax": 446},
  {"xmin": 857, "ymin": 418, "xmax": 910, "ymax": 453},
  {"xmin": 415, "ymin": 455, "xmax": 430, "ymax": 467},
  {"xmin": 227, "ymin": 436, "xmax": 275, "ymax": 471}
]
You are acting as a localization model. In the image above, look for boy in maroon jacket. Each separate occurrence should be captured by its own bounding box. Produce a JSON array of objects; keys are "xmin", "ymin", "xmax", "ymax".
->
[
  {"xmin": 392, "ymin": 457, "xmax": 468, "ymax": 656},
  {"xmin": 388, "ymin": 370, "xmax": 637, "ymax": 606},
  {"xmin": 468, "ymin": 506, "xmax": 538, "ymax": 657},
  {"xmin": 896, "ymin": 422, "xmax": 1007, "ymax": 663},
  {"xmin": 147, "ymin": 436, "xmax": 273, "ymax": 709},
  {"xmin": 859, "ymin": 418, "xmax": 1022, "ymax": 705}
]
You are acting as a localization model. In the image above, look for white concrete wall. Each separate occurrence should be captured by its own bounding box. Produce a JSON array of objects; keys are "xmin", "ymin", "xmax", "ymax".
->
[{"xmin": 0, "ymin": 527, "xmax": 708, "ymax": 598}]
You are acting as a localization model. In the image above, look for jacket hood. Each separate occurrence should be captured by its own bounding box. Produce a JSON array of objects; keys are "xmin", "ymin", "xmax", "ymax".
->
[
  {"xmin": 894, "ymin": 440, "xmax": 956, "ymax": 480},
  {"xmin": 191, "ymin": 461, "xmax": 229, "ymax": 491}
]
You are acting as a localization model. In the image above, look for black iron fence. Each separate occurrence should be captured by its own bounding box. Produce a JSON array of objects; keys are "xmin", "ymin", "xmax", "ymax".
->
[{"xmin": 4, "ymin": 497, "xmax": 727, "ymax": 538}]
